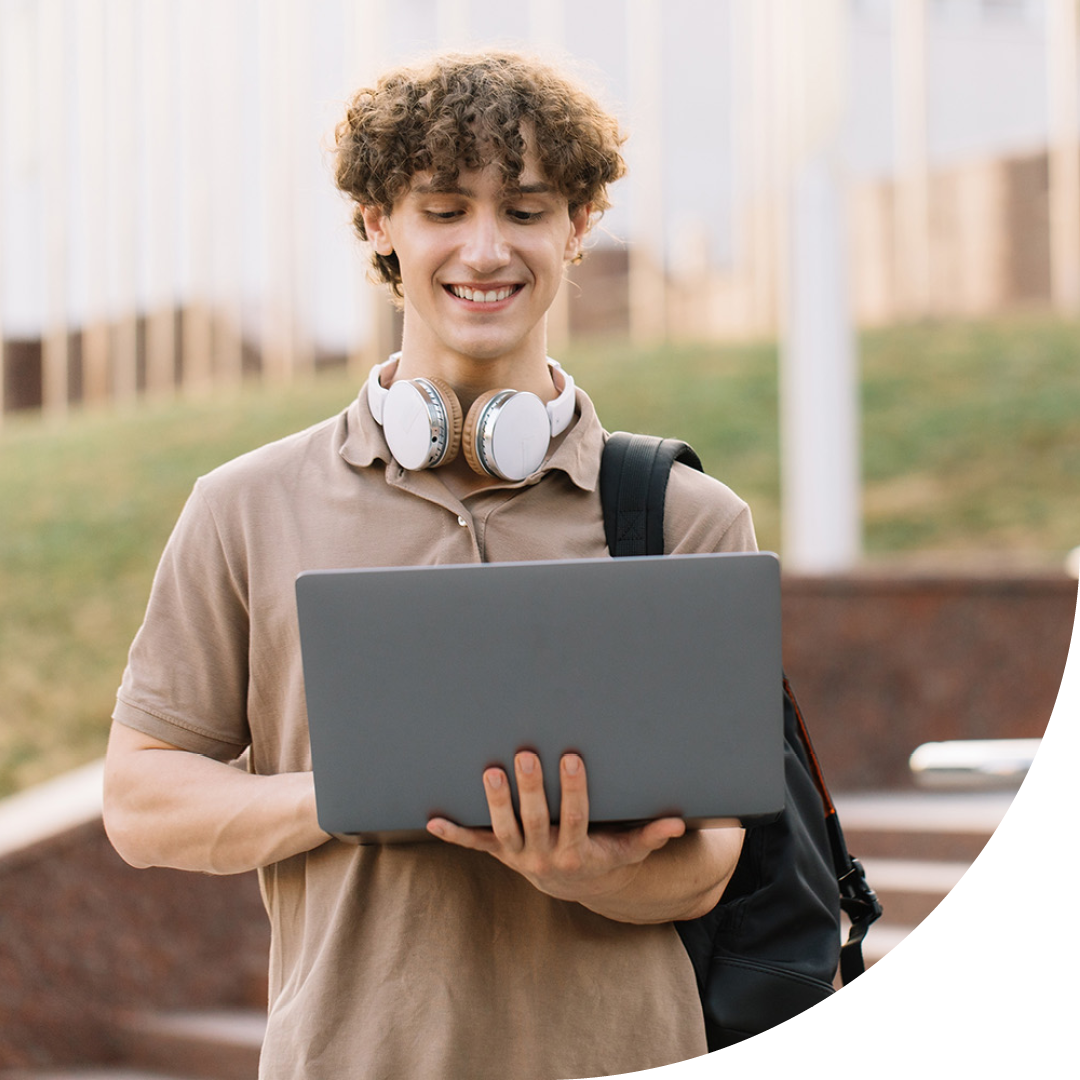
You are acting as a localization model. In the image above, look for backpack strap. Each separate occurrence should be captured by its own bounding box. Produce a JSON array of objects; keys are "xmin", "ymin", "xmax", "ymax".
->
[
  {"xmin": 599, "ymin": 430, "xmax": 881, "ymax": 984},
  {"xmin": 782, "ymin": 674, "xmax": 883, "ymax": 983},
  {"xmin": 599, "ymin": 432, "xmax": 703, "ymax": 557}
]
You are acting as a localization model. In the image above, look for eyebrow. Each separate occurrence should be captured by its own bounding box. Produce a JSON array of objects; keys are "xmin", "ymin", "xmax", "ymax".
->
[{"xmin": 409, "ymin": 180, "xmax": 555, "ymax": 197}]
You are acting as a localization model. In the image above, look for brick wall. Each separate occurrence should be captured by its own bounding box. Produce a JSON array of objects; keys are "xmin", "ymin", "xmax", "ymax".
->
[
  {"xmin": 782, "ymin": 572, "xmax": 1077, "ymax": 790},
  {"xmin": 0, "ymin": 822, "xmax": 266, "ymax": 1069}
]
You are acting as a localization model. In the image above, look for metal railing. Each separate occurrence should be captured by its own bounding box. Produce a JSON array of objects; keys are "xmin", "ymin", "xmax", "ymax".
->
[{"xmin": 909, "ymin": 738, "xmax": 1042, "ymax": 789}]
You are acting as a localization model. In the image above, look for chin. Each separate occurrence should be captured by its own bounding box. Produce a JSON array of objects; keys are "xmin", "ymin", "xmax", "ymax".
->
[{"xmin": 448, "ymin": 331, "xmax": 538, "ymax": 363}]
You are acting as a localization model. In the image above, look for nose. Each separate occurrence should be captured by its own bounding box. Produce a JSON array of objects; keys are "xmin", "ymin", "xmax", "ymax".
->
[{"xmin": 460, "ymin": 209, "xmax": 511, "ymax": 273}]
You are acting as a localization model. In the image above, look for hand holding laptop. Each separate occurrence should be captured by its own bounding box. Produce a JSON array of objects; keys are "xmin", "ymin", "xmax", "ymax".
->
[{"xmin": 427, "ymin": 748, "xmax": 742, "ymax": 922}]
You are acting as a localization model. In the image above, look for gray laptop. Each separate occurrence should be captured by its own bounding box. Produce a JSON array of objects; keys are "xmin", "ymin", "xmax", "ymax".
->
[{"xmin": 296, "ymin": 552, "xmax": 784, "ymax": 843}]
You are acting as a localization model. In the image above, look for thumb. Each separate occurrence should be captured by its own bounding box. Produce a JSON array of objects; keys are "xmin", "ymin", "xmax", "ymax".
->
[{"xmin": 637, "ymin": 816, "xmax": 687, "ymax": 852}]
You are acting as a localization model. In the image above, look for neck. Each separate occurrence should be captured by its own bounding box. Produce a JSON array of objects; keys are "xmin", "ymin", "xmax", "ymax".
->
[{"xmin": 394, "ymin": 324, "xmax": 555, "ymax": 413}]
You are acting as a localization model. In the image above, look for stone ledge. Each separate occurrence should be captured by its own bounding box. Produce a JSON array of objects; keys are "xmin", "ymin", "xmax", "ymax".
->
[{"xmin": 0, "ymin": 760, "xmax": 104, "ymax": 866}]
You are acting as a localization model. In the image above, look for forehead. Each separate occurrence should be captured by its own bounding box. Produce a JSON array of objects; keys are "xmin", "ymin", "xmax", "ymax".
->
[{"xmin": 403, "ymin": 144, "xmax": 556, "ymax": 200}]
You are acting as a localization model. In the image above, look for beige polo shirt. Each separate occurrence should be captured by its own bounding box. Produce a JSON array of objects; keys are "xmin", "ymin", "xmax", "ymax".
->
[{"xmin": 114, "ymin": 385, "xmax": 757, "ymax": 1080}]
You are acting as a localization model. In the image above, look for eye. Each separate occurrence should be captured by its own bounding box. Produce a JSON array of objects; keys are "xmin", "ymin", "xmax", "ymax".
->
[
  {"xmin": 425, "ymin": 209, "xmax": 463, "ymax": 222},
  {"xmin": 507, "ymin": 209, "xmax": 544, "ymax": 223}
]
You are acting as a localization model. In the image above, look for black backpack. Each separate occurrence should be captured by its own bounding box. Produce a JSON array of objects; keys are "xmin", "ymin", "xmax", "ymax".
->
[{"xmin": 599, "ymin": 431, "xmax": 882, "ymax": 1052}]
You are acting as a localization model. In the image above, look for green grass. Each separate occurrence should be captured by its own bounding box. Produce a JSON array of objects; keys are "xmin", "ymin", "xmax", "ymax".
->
[
  {"xmin": 565, "ymin": 314, "xmax": 1080, "ymax": 560},
  {"xmin": 1, "ymin": 314, "xmax": 1078, "ymax": 797},
  {"xmin": 856, "ymin": 318, "xmax": 1080, "ymax": 556},
  {"xmin": 563, "ymin": 337, "xmax": 784, "ymax": 548},
  {"xmin": 0, "ymin": 377, "xmax": 365, "ymax": 796}
]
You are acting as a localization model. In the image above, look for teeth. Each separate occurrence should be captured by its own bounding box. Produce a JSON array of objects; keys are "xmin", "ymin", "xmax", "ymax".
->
[{"xmin": 450, "ymin": 285, "xmax": 516, "ymax": 303}]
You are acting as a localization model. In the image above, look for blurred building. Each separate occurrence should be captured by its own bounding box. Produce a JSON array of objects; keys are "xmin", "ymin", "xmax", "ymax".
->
[{"xmin": 0, "ymin": 0, "xmax": 1075, "ymax": 415}]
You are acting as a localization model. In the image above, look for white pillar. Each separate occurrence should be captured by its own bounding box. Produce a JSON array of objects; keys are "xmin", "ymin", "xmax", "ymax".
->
[
  {"xmin": 343, "ymin": 0, "xmax": 392, "ymax": 375},
  {"xmin": 208, "ymin": 0, "xmax": 246, "ymax": 388},
  {"xmin": 39, "ymin": 0, "xmax": 69, "ymax": 418},
  {"xmin": 1047, "ymin": 0, "xmax": 1080, "ymax": 314},
  {"xmin": 76, "ymin": 0, "xmax": 111, "ymax": 407},
  {"xmin": 730, "ymin": 0, "xmax": 780, "ymax": 337},
  {"xmin": 529, "ymin": 0, "xmax": 564, "ymax": 49},
  {"xmin": 141, "ymin": 0, "xmax": 177, "ymax": 399},
  {"xmin": 778, "ymin": 0, "xmax": 860, "ymax": 573},
  {"xmin": 178, "ymin": 0, "xmax": 219, "ymax": 393},
  {"xmin": 529, "ymin": 0, "xmax": 571, "ymax": 352},
  {"xmin": 436, "ymin": 0, "xmax": 470, "ymax": 49},
  {"xmin": 767, "ymin": 0, "xmax": 790, "ymax": 339},
  {"xmin": 259, "ymin": 0, "xmax": 313, "ymax": 383},
  {"xmin": 105, "ymin": 0, "xmax": 140, "ymax": 404},
  {"xmin": 892, "ymin": 0, "xmax": 930, "ymax": 319},
  {"xmin": 0, "ymin": 10, "xmax": 5, "ymax": 425},
  {"xmin": 626, "ymin": 0, "xmax": 666, "ymax": 343}
]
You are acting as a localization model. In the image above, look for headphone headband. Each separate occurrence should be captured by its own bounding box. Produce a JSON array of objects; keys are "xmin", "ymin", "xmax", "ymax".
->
[{"xmin": 365, "ymin": 354, "xmax": 577, "ymax": 481}]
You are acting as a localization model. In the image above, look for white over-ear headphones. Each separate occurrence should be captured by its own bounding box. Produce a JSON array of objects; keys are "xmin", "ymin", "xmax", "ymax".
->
[{"xmin": 366, "ymin": 354, "xmax": 577, "ymax": 482}]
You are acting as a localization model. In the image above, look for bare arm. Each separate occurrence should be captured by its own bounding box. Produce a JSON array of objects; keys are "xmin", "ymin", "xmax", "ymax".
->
[
  {"xmin": 103, "ymin": 721, "xmax": 331, "ymax": 875},
  {"xmin": 427, "ymin": 751, "xmax": 743, "ymax": 924}
]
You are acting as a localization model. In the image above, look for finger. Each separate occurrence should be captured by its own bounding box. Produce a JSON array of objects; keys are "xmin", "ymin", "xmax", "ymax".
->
[
  {"xmin": 514, "ymin": 752, "xmax": 553, "ymax": 846},
  {"xmin": 557, "ymin": 753, "xmax": 589, "ymax": 842},
  {"xmin": 426, "ymin": 817, "xmax": 499, "ymax": 853},
  {"xmin": 483, "ymin": 767, "xmax": 524, "ymax": 852}
]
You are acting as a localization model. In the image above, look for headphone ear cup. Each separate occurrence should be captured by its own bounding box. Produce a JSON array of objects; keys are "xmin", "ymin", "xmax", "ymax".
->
[
  {"xmin": 463, "ymin": 389, "xmax": 551, "ymax": 480},
  {"xmin": 423, "ymin": 377, "xmax": 463, "ymax": 466},
  {"xmin": 382, "ymin": 376, "xmax": 464, "ymax": 470},
  {"xmin": 462, "ymin": 389, "xmax": 503, "ymax": 477}
]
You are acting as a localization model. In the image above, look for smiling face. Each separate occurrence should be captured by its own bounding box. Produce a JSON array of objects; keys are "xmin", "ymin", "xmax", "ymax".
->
[{"xmin": 361, "ymin": 153, "xmax": 591, "ymax": 379}]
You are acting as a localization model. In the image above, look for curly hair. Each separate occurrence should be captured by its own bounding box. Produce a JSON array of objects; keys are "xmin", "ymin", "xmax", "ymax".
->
[{"xmin": 333, "ymin": 51, "xmax": 627, "ymax": 292}]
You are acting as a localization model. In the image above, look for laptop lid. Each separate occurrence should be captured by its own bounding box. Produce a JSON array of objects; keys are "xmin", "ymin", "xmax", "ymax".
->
[{"xmin": 296, "ymin": 551, "xmax": 784, "ymax": 843}]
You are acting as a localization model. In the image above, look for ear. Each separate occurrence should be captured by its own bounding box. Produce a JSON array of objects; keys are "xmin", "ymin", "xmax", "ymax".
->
[
  {"xmin": 565, "ymin": 203, "xmax": 593, "ymax": 263},
  {"xmin": 361, "ymin": 205, "xmax": 394, "ymax": 256}
]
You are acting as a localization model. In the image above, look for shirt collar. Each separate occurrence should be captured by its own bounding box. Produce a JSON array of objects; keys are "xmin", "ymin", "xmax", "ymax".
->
[
  {"xmin": 338, "ymin": 382, "xmax": 604, "ymax": 493},
  {"xmin": 339, "ymin": 388, "xmax": 392, "ymax": 470}
]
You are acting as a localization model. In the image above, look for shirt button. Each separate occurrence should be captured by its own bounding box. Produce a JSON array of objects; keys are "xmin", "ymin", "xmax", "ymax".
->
[{"xmin": 457, "ymin": 515, "xmax": 468, "ymax": 527}]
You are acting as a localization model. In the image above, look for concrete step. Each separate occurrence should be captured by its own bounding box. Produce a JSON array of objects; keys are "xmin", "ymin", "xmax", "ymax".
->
[
  {"xmin": 859, "ymin": 856, "xmax": 969, "ymax": 926},
  {"xmin": 861, "ymin": 921, "xmax": 918, "ymax": 965},
  {"xmin": 113, "ymin": 1010, "xmax": 265, "ymax": 1080},
  {"xmin": 2, "ymin": 791, "xmax": 1011, "ymax": 1079},
  {"xmin": 832, "ymin": 791, "xmax": 1013, "ymax": 969},
  {"xmin": 834, "ymin": 789, "xmax": 1012, "ymax": 862},
  {"xmin": 837, "ymin": 856, "xmax": 967, "ymax": 968}
]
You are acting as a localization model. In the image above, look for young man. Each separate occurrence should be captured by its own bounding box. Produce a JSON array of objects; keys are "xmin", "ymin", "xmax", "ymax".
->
[{"xmin": 103, "ymin": 51, "xmax": 758, "ymax": 1078}]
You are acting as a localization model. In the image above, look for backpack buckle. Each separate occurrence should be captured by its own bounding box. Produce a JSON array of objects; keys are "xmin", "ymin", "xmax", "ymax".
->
[{"xmin": 839, "ymin": 856, "xmax": 883, "ymax": 927}]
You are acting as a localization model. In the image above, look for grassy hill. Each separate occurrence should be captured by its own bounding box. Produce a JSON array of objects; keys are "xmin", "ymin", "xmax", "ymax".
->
[{"xmin": 1, "ymin": 314, "xmax": 1077, "ymax": 796}]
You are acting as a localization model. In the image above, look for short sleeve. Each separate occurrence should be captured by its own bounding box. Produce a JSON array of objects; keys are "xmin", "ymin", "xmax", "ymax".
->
[
  {"xmin": 113, "ymin": 480, "xmax": 251, "ymax": 761},
  {"xmin": 662, "ymin": 460, "xmax": 759, "ymax": 555}
]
